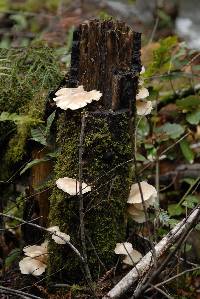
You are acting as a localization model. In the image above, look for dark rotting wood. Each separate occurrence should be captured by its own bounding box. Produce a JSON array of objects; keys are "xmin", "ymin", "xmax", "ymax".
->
[{"xmin": 68, "ymin": 19, "xmax": 141, "ymax": 110}]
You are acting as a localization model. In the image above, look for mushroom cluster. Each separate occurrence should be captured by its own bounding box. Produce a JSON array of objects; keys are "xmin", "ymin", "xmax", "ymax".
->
[
  {"xmin": 53, "ymin": 85, "xmax": 102, "ymax": 110},
  {"xmin": 19, "ymin": 226, "xmax": 70, "ymax": 276},
  {"xmin": 19, "ymin": 242, "xmax": 48, "ymax": 276},
  {"xmin": 127, "ymin": 181, "xmax": 157, "ymax": 223},
  {"xmin": 136, "ymin": 67, "xmax": 153, "ymax": 116},
  {"xmin": 114, "ymin": 242, "xmax": 142, "ymax": 266}
]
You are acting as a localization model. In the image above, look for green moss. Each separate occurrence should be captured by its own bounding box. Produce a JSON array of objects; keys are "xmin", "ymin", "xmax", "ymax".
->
[
  {"xmin": 0, "ymin": 47, "xmax": 63, "ymax": 180},
  {"xmin": 48, "ymin": 110, "xmax": 133, "ymax": 282}
]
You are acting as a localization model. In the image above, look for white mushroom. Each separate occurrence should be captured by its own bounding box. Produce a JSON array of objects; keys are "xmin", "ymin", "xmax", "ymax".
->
[
  {"xmin": 56, "ymin": 177, "xmax": 91, "ymax": 195},
  {"xmin": 127, "ymin": 181, "xmax": 157, "ymax": 206},
  {"xmin": 122, "ymin": 249, "xmax": 142, "ymax": 266},
  {"xmin": 23, "ymin": 242, "xmax": 48, "ymax": 263},
  {"xmin": 19, "ymin": 257, "xmax": 47, "ymax": 276},
  {"xmin": 114, "ymin": 242, "xmax": 143, "ymax": 267},
  {"xmin": 47, "ymin": 226, "xmax": 70, "ymax": 244},
  {"xmin": 19, "ymin": 242, "xmax": 48, "ymax": 276},
  {"xmin": 136, "ymin": 87, "xmax": 149, "ymax": 100},
  {"xmin": 140, "ymin": 66, "xmax": 145, "ymax": 74},
  {"xmin": 127, "ymin": 205, "xmax": 146, "ymax": 223},
  {"xmin": 136, "ymin": 100, "xmax": 152, "ymax": 116},
  {"xmin": 114, "ymin": 242, "xmax": 133, "ymax": 255},
  {"xmin": 53, "ymin": 85, "xmax": 102, "ymax": 110},
  {"xmin": 52, "ymin": 231, "xmax": 70, "ymax": 245},
  {"xmin": 47, "ymin": 226, "xmax": 60, "ymax": 233},
  {"xmin": 127, "ymin": 182, "xmax": 157, "ymax": 223}
]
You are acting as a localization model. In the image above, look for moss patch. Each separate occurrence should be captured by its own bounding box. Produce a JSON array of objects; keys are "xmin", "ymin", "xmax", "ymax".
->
[{"xmin": 48, "ymin": 110, "xmax": 133, "ymax": 282}]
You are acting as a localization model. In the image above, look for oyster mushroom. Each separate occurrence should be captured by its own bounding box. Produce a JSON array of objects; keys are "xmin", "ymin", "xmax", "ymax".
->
[{"xmin": 53, "ymin": 85, "xmax": 102, "ymax": 110}]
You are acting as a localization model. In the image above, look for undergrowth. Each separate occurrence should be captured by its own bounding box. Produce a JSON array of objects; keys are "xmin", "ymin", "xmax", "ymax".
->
[{"xmin": 0, "ymin": 46, "xmax": 63, "ymax": 179}]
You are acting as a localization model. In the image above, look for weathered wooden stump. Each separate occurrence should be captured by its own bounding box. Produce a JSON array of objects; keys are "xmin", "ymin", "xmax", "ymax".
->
[{"xmin": 48, "ymin": 19, "xmax": 141, "ymax": 282}]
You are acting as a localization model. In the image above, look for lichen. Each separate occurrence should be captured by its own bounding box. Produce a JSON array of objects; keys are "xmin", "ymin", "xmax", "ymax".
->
[{"xmin": 48, "ymin": 109, "xmax": 133, "ymax": 282}]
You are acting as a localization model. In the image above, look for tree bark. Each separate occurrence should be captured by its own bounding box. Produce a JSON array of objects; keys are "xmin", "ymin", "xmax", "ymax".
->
[{"xmin": 48, "ymin": 19, "xmax": 141, "ymax": 282}]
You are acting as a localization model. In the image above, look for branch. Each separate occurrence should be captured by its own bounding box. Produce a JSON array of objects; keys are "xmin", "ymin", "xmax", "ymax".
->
[
  {"xmin": 103, "ymin": 205, "xmax": 200, "ymax": 299},
  {"xmin": 0, "ymin": 213, "xmax": 84, "ymax": 262},
  {"xmin": 0, "ymin": 285, "xmax": 43, "ymax": 299}
]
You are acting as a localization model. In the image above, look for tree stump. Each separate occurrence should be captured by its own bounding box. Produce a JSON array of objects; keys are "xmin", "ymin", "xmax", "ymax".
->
[{"xmin": 48, "ymin": 19, "xmax": 141, "ymax": 282}]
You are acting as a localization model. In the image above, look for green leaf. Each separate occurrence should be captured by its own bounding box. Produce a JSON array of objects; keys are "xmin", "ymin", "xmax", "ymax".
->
[
  {"xmin": 135, "ymin": 153, "xmax": 147, "ymax": 162},
  {"xmin": 180, "ymin": 140, "xmax": 194, "ymax": 164},
  {"xmin": 168, "ymin": 204, "xmax": 184, "ymax": 216},
  {"xmin": 45, "ymin": 111, "xmax": 56, "ymax": 136},
  {"xmin": 181, "ymin": 178, "xmax": 196, "ymax": 185},
  {"xmin": 5, "ymin": 248, "xmax": 20, "ymax": 267},
  {"xmin": 20, "ymin": 157, "xmax": 51, "ymax": 175},
  {"xmin": 176, "ymin": 96, "xmax": 200, "ymax": 111},
  {"xmin": 10, "ymin": 14, "xmax": 28, "ymax": 31},
  {"xmin": 186, "ymin": 111, "xmax": 200, "ymax": 125},
  {"xmin": 157, "ymin": 123, "xmax": 184, "ymax": 139},
  {"xmin": 137, "ymin": 117, "xmax": 150, "ymax": 139},
  {"xmin": 31, "ymin": 126, "xmax": 47, "ymax": 146},
  {"xmin": 182, "ymin": 195, "xmax": 199, "ymax": 209}
]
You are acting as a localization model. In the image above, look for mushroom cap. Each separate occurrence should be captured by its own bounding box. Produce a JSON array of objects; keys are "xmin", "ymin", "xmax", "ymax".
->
[
  {"xmin": 140, "ymin": 66, "xmax": 145, "ymax": 74},
  {"xmin": 19, "ymin": 257, "xmax": 47, "ymax": 276},
  {"xmin": 52, "ymin": 231, "xmax": 70, "ymax": 244},
  {"xmin": 47, "ymin": 226, "xmax": 60, "ymax": 233},
  {"xmin": 136, "ymin": 100, "xmax": 152, "ymax": 115},
  {"xmin": 127, "ymin": 205, "xmax": 146, "ymax": 223},
  {"xmin": 127, "ymin": 181, "xmax": 157, "ymax": 204},
  {"xmin": 23, "ymin": 243, "xmax": 48, "ymax": 262},
  {"xmin": 123, "ymin": 249, "xmax": 142, "ymax": 265},
  {"xmin": 56, "ymin": 177, "xmax": 91, "ymax": 195},
  {"xmin": 114, "ymin": 242, "xmax": 133, "ymax": 255},
  {"xmin": 53, "ymin": 85, "xmax": 102, "ymax": 110},
  {"xmin": 136, "ymin": 87, "xmax": 149, "ymax": 100},
  {"xmin": 134, "ymin": 194, "xmax": 156, "ymax": 210}
]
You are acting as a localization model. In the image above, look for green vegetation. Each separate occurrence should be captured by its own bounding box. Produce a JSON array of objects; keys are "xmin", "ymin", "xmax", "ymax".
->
[{"xmin": 0, "ymin": 47, "xmax": 63, "ymax": 179}]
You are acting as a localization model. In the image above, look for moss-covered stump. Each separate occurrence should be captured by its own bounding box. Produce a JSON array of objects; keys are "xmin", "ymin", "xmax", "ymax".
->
[{"xmin": 48, "ymin": 19, "xmax": 141, "ymax": 282}]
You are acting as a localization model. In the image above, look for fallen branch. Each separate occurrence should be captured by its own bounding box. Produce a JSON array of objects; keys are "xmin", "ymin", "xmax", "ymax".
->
[
  {"xmin": 103, "ymin": 205, "xmax": 200, "ymax": 299},
  {"xmin": 0, "ymin": 285, "xmax": 43, "ymax": 299}
]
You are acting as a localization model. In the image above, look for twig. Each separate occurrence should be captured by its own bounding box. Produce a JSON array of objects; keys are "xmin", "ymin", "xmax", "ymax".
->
[
  {"xmin": 103, "ymin": 205, "xmax": 200, "ymax": 298},
  {"xmin": 78, "ymin": 113, "xmax": 93, "ymax": 287},
  {"xmin": 0, "ymin": 213, "xmax": 84, "ymax": 262},
  {"xmin": 133, "ymin": 224, "xmax": 193, "ymax": 299},
  {"xmin": 152, "ymin": 266, "xmax": 200, "ymax": 288},
  {"xmin": 150, "ymin": 284, "xmax": 174, "ymax": 299},
  {"xmin": 0, "ymin": 286, "xmax": 43, "ymax": 299},
  {"xmin": 148, "ymin": 17, "xmax": 159, "ymax": 44}
]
